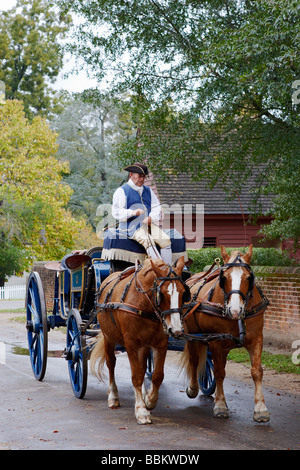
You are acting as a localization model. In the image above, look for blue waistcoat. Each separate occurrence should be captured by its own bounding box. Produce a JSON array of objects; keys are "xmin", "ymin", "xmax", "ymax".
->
[{"xmin": 119, "ymin": 183, "xmax": 152, "ymax": 237}]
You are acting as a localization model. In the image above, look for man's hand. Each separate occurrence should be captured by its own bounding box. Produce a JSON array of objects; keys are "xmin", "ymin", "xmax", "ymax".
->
[{"xmin": 133, "ymin": 209, "xmax": 144, "ymax": 217}]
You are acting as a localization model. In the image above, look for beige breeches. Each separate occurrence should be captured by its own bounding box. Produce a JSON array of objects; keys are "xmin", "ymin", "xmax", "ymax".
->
[{"xmin": 132, "ymin": 224, "xmax": 171, "ymax": 250}]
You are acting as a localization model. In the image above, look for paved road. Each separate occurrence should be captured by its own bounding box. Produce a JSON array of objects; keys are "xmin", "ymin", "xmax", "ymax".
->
[
  {"xmin": 0, "ymin": 312, "xmax": 299, "ymax": 451},
  {"xmin": 0, "ymin": 300, "xmax": 25, "ymax": 310}
]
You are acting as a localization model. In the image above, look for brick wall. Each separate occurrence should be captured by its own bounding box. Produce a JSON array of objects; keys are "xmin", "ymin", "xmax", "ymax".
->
[
  {"xmin": 253, "ymin": 266, "xmax": 300, "ymax": 348},
  {"xmin": 32, "ymin": 261, "xmax": 56, "ymax": 312}
]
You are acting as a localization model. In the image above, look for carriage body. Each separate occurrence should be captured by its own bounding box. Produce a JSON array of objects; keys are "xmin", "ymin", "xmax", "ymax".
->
[{"xmin": 53, "ymin": 247, "xmax": 110, "ymax": 321}]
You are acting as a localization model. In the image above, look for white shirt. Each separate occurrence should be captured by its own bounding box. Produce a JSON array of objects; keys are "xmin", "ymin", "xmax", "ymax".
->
[{"xmin": 112, "ymin": 178, "xmax": 162, "ymax": 223}]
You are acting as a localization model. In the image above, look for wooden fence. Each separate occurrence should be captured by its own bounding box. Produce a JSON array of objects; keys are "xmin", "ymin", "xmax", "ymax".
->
[{"xmin": 0, "ymin": 285, "xmax": 26, "ymax": 300}]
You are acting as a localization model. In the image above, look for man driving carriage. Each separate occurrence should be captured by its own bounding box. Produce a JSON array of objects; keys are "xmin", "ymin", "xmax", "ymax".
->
[{"xmin": 112, "ymin": 162, "xmax": 173, "ymax": 264}]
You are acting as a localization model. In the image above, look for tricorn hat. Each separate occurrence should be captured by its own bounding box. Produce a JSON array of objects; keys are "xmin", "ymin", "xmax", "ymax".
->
[{"xmin": 123, "ymin": 162, "xmax": 149, "ymax": 175}]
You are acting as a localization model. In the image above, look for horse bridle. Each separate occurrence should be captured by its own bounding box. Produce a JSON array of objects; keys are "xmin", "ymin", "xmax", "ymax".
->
[
  {"xmin": 135, "ymin": 265, "xmax": 191, "ymax": 321},
  {"xmin": 219, "ymin": 254, "xmax": 255, "ymax": 319}
]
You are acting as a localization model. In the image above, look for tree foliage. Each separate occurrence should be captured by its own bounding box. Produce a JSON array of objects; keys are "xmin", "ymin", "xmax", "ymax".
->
[
  {"xmin": 50, "ymin": 93, "xmax": 129, "ymax": 229},
  {"xmin": 0, "ymin": 100, "xmax": 86, "ymax": 280},
  {"xmin": 60, "ymin": 0, "xmax": 300, "ymax": 246},
  {"xmin": 0, "ymin": 0, "xmax": 72, "ymax": 118}
]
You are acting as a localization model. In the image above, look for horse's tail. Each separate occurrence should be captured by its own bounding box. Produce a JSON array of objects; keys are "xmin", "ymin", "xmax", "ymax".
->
[
  {"xmin": 179, "ymin": 342, "xmax": 207, "ymax": 383},
  {"xmin": 90, "ymin": 332, "xmax": 106, "ymax": 381}
]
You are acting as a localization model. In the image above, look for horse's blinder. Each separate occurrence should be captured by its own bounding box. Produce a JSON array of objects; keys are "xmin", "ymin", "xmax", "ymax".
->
[
  {"xmin": 183, "ymin": 283, "xmax": 192, "ymax": 303},
  {"xmin": 219, "ymin": 255, "xmax": 255, "ymax": 319},
  {"xmin": 153, "ymin": 267, "xmax": 190, "ymax": 318}
]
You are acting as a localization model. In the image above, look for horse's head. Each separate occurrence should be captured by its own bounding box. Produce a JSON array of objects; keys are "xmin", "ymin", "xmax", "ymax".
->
[
  {"xmin": 149, "ymin": 256, "xmax": 189, "ymax": 337},
  {"xmin": 219, "ymin": 245, "xmax": 255, "ymax": 319}
]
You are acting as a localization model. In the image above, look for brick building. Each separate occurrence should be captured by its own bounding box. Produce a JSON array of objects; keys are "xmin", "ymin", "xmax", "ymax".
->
[{"xmin": 146, "ymin": 171, "xmax": 276, "ymax": 250}]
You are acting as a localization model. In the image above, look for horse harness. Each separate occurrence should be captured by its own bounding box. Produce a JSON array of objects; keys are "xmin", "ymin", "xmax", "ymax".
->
[
  {"xmin": 96, "ymin": 264, "xmax": 191, "ymax": 325},
  {"xmin": 184, "ymin": 255, "xmax": 269, "ymax": 322},
  {"xmin": 179, "ymin": 256, "xmax": 269, "ymax": 346}
]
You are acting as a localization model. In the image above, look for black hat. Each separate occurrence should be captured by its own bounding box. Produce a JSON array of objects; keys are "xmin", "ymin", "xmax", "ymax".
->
[{"xmin": 123, "ymin": 162, "xmax": 149, "ymax": 175}]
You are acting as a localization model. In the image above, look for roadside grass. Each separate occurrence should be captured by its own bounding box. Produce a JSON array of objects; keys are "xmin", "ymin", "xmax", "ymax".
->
[
  {"xmin": 0, "ymin": 308, "xmax": 26, "ymax": 314},
  {"xmin": 228, "ymin": 348, "xmax": 300, "ymax": 375}
]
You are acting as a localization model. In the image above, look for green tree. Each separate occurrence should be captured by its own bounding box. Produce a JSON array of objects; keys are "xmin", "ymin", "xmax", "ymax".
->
[
  {"xmin": 0, "ymin": 99, "xmax": 86, "ymax": 284},
  {"xmin": 0, "ymin": 0, "xmax": 72, "ymax": 118},
  {"xmin": 0, "ymin": 230, "xmax": 25, "ymax": 288},
  {"xmin": 60, "ymin": 0, "xmax": 300, "ymax": 247},
  {"xmin": 50, "ymin": 93, "xmax": 126, "ymax": 229}
]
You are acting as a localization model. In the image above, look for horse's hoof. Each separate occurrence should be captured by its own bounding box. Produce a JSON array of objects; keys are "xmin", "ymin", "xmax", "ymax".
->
[
  {"xmin": 213, "ymin": 407, "xmax": 229, "ymax": 419},
  {"xmin": 137, "ymin": 413, "xmax": 152, "ymax": 425},
  {"xmin": 186, "ymin": 386, "xmax": 198, "ymax": 399},
  {"xmin": 253, "ymin": 411, "xmax": 270, "ymax": 423},
  {"xmin": 108, "ymin": 399, "xmax": 120, "ymax": 409}
]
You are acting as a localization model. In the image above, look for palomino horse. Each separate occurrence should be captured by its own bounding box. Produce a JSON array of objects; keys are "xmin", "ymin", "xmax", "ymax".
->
[
  {"xmin": 90, "ymin": 256, "xmax": 188, "ymax": 424},
  {"xmin": 182, "ymin": 245, "xmax": 270, "ymax": 422}
]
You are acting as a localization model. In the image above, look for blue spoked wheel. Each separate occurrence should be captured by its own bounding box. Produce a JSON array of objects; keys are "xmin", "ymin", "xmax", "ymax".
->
[
  {"xmin": 26, "ymin": 272, "xmax": 48, "ymax": 381},
  {"xmin": 146, "ymin": 349, "xmax": 154, "ymax": 379},
  {"xmin": 198, "ymin": 351, "xmax": 216, "ymax": 396},
  {"xmin": 66, "ymin": 309, "xmax": 87, "ymax": 399}
]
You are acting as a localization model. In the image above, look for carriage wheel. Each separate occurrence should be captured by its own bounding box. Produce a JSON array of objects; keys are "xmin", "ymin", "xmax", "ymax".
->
[
  {"xmin": 26, "ymin": 272, "xmax": 48, "ymax": 381},
  {"xmin": 66, "ymin": 309, "xmax": 88, "ymax": 399},
  {"xmin": 145, "ymin": 349, "xmax": 154, "ymax": 379},
  {"xmin": 198, "ymin": 351, "xmax": 216, "ymax": 396}
]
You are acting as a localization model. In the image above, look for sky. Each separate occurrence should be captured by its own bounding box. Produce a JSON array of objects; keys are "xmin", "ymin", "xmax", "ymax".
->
[{"xmin": 0, "ymin": 0, "xmax": 99, "ymax": 93}]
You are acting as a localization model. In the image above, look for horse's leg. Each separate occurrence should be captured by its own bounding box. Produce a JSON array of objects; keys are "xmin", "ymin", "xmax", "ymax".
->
[
  {"xmin": 246, "ymin": 338, "xmax": 270, "ymax": 423},
  {"xmin": 105, "ymin": 340, "xmax": 120, "ymax": 409},
  {"xmin": 127, "ymin": 347, "xmax": 152, "ymax": 425},
  {"xmin": 144, "ymin": 348, "xmax": 166, "ymax": 410},
  {"xmin": 211, "ymin": 343, "xmax": 229, "ymax": 418}
]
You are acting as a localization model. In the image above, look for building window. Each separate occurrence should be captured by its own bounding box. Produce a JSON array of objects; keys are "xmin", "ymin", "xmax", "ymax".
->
[{"xmin": 203, "ymin": 237, "xmax": 217, "ymax": 247}]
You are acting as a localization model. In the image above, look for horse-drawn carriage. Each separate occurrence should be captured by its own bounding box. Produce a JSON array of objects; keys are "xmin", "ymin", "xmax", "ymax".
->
[
  {"xmin": 26, "ymin": 234, "xmax": 270, "ymax": 424},
  {"xmin": 26, "ymin": 232, "xmax": 213, "ymax": 397}
]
